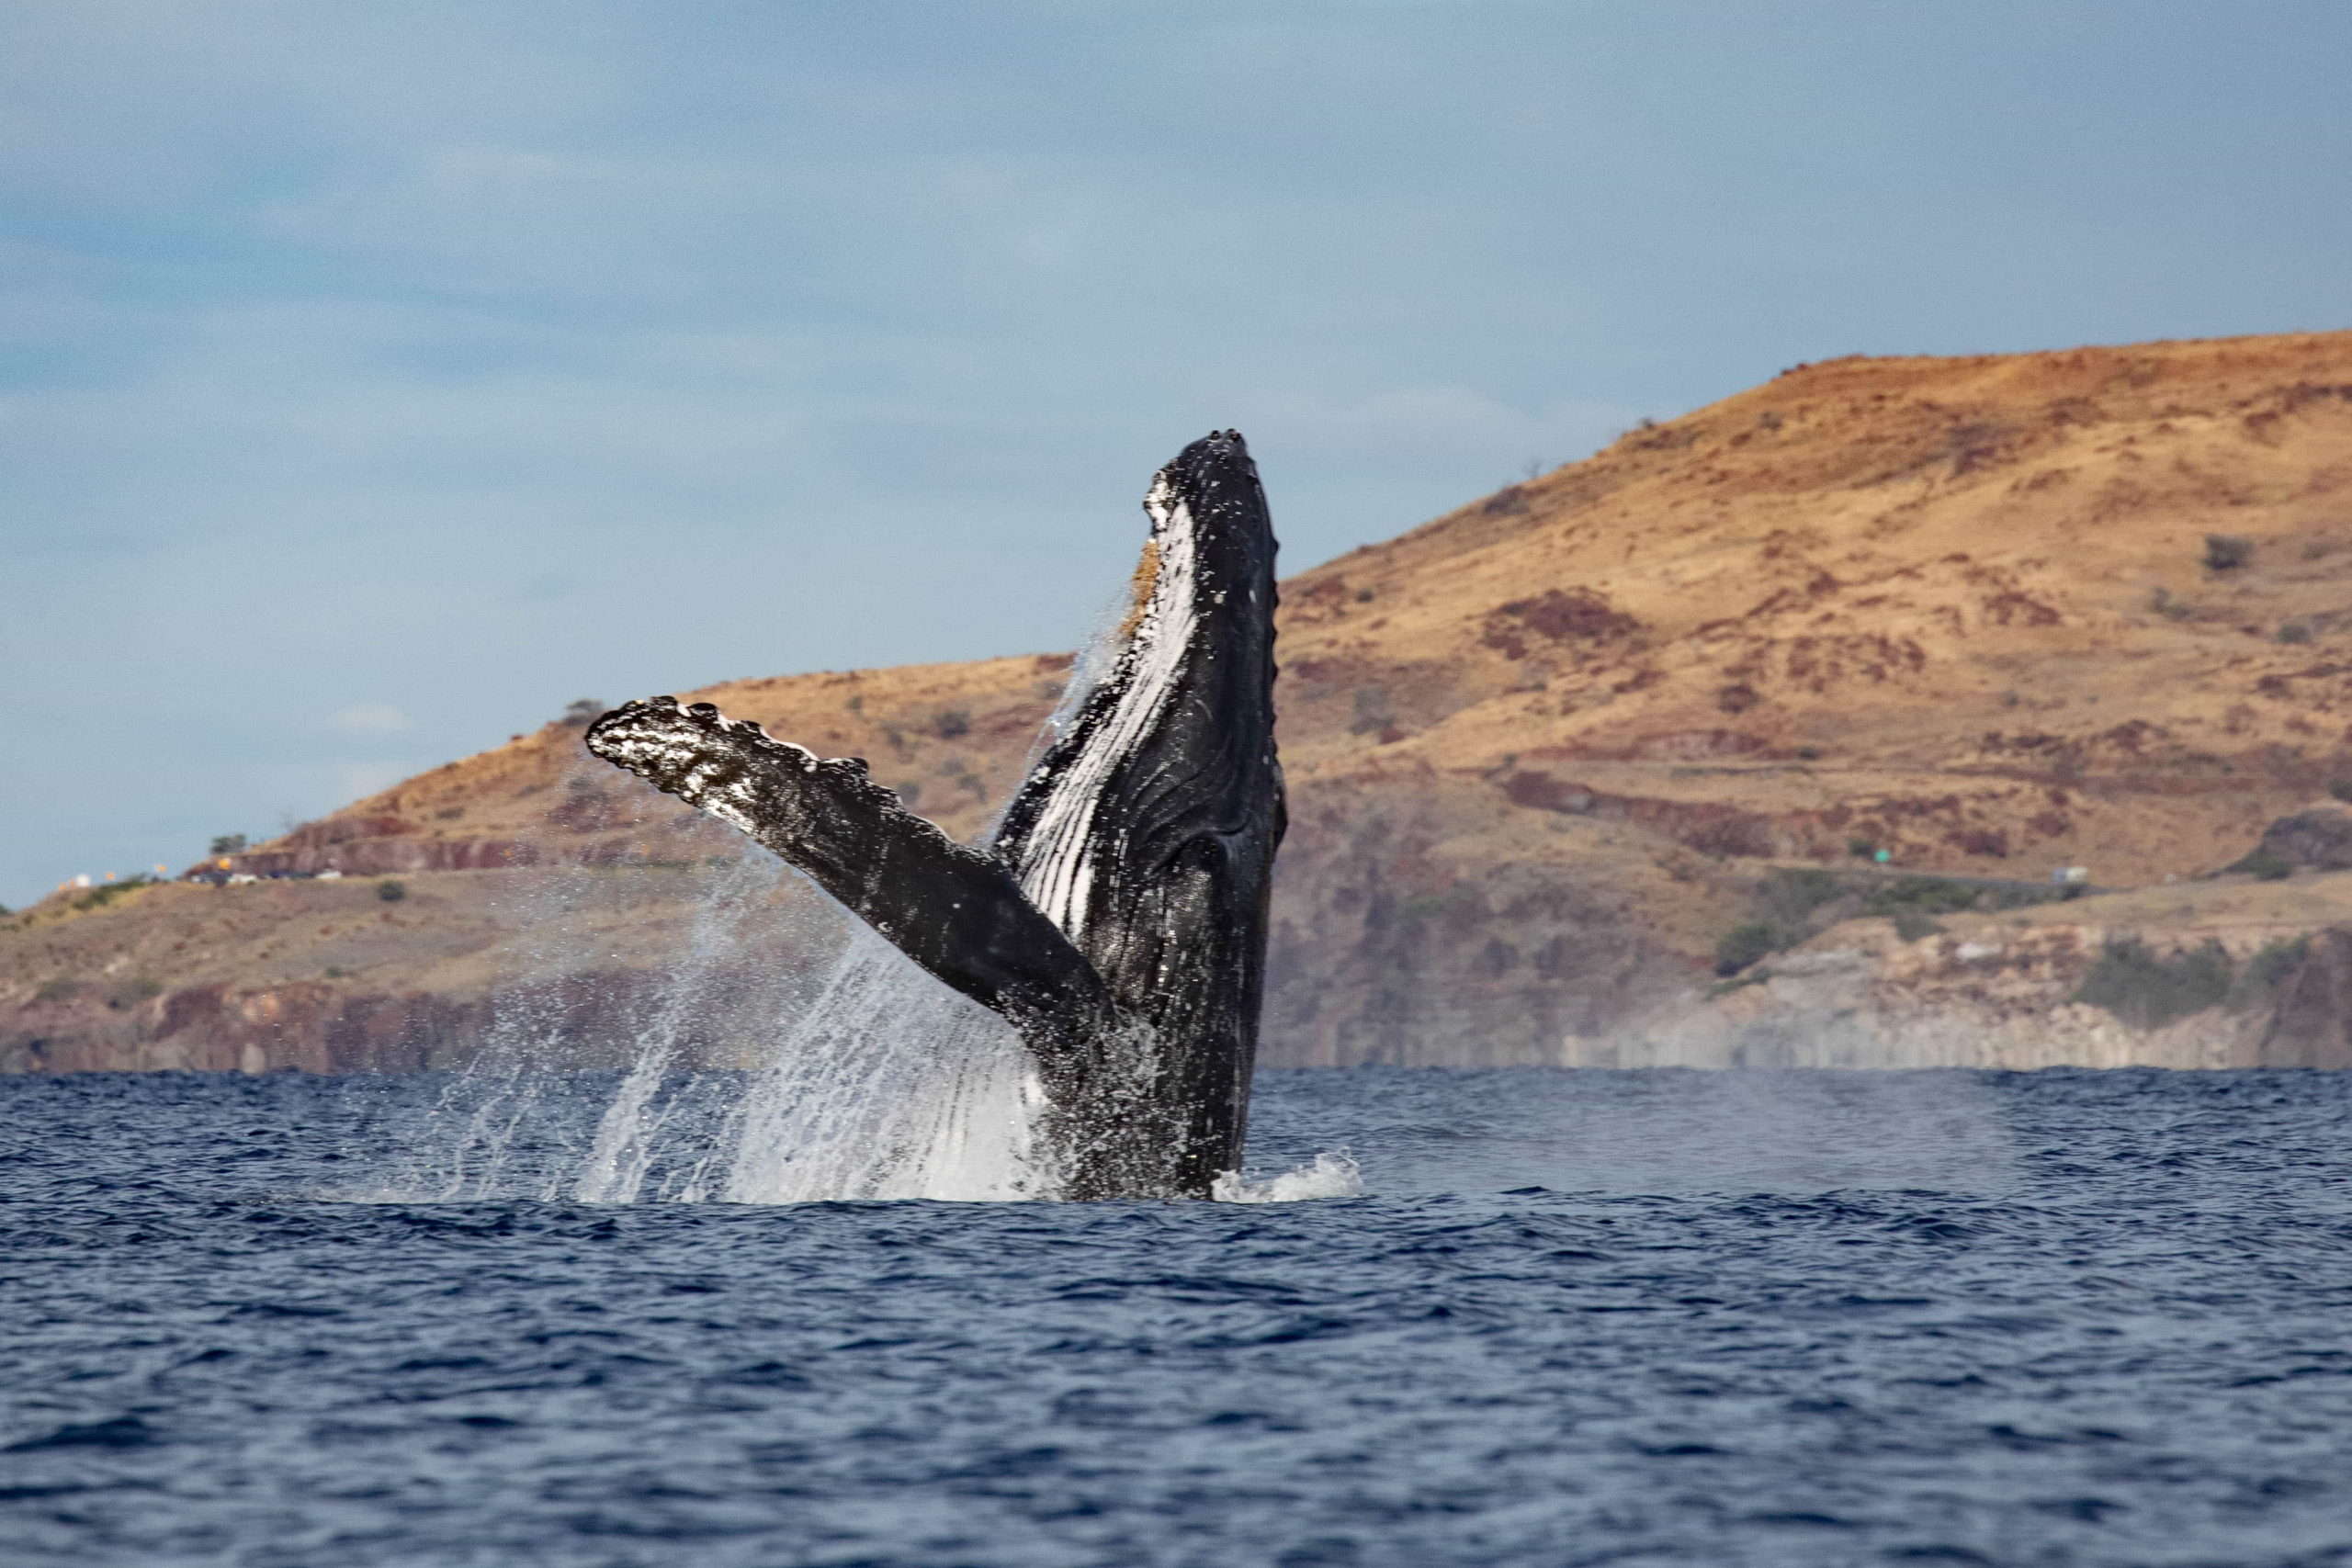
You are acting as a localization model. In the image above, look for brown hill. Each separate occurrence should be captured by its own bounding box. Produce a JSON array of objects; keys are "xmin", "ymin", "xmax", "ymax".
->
[{"xmin": 13, "ymin": 328, "xmax": 2352, "ymax": 1072}]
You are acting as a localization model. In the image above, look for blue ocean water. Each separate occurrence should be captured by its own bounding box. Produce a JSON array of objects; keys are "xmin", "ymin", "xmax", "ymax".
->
[{"xmin": 3, "ymin": 1066, "xmax": 2350, "ymax": 1567}]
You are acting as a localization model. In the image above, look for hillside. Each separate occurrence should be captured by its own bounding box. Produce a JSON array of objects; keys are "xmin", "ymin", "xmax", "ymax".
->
[{"xmin": 13, "ymin": 327, "xmax": 2352, "ymax": 1071}]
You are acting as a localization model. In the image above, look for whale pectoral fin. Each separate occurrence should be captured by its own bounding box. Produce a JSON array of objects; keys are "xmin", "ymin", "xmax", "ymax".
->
[{"xmin": 584, "ymin": 695, "xmax": 1115, "ymax": 1093}]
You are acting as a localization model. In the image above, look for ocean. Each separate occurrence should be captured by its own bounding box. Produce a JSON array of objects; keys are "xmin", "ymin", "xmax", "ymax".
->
[{"xmin": 3, "ymin": 1066, "xmax": 2349, "ymax": 1566}]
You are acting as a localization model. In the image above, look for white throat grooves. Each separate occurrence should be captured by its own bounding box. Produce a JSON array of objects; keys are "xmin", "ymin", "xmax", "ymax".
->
[{"xmin": 1013, "ymin": 475, "xmax": 1203, "ymax": 940}]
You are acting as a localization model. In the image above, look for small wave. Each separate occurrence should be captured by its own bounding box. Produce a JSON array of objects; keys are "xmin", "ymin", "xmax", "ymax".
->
[{"xmin": 1212, "ymin": 1149, "xmax": 1363, "ymax": 1202}]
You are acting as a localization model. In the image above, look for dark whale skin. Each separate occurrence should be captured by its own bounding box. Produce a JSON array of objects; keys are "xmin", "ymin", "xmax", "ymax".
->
[
  {"xmin": 585, "ymin": 431, "xmax": 1283, "ymax": 1199},
  {"xmin": 578, "ymin": 696, "xmax": 1122, "ymax": 1108},
  {"xmin": 991, "ymin": 430, "xmax": 1283, "ymax": 1197}
]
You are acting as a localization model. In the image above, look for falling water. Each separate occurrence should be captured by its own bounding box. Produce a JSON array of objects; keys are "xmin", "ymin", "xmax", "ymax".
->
[
  {"xmin": 379, "ymin": 835, "xmax": 1058, "ymax": 1205},
  {"xmin": 378, "ymin": 845, "xmax": 1360, "ymax": 1205},
  {"xmin": 569, "ymin": 852, "xmax": 790, "ymax": 1206},
  {"xmin": 719, "ymin": 930, "xmax": 1049, "ymax": 1201}
]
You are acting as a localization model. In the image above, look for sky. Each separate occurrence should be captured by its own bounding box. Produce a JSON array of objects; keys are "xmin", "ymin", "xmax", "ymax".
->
[{"xmin": 5, "ymin": 0, "xmax": 2350, "ymax": 908}]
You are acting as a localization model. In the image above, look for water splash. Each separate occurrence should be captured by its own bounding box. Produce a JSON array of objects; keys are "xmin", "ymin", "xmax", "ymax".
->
[
  {"xmin": 1213, "ymin": 1150, "xmax": 1363, "ymax": 1203},
  {"xmin": 374, "ymin": 832, "xmax": 1059, "ymax": 1204},
  {"xmin": 570, "ymin": 852, "xmax": 807, "ymax": 1203},
  {"xmin": 718, "ymin": 930, "xmax": 1049, "ymax": 1202}
]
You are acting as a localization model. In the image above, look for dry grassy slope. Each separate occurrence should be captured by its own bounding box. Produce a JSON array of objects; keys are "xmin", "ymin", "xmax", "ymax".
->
[
  {"xmin": 232, "ymin": 649, "xmax": 1081, "ymax": 874},
  {"xmin": 1283, "ymin": 330, "xmax": 2352, "ymax": 879},
  {"xmin": 12, "ymin": 328, "xmax": 2352, "ymax": 1070}
]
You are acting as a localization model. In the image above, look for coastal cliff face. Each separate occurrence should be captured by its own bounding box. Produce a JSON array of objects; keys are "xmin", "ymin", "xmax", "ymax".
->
[
  {"xmin": 1624, "ymin": 875, "xmax": 2352, "ymax": 1071},
  {"xmin": 13, "ymin": 327, "xmax": 2352, "ymax": 1072}
]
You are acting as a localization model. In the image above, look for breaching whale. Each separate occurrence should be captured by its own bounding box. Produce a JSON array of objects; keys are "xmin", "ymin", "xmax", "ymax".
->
[{"xmin": 584, "ymin": 431, "xmax": 1283, "ymax": 1199}]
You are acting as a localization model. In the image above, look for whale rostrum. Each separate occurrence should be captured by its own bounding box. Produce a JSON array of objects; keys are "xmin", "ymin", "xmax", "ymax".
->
[{"xmin": 585, "ymin": 431, "xmax": 1283, "ymax": 1199}]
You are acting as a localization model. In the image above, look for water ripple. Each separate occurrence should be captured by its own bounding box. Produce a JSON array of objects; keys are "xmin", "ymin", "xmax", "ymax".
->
[{"xmin": 2, "ymin": 1067, "xmax": 2351, "ymax": 1565}]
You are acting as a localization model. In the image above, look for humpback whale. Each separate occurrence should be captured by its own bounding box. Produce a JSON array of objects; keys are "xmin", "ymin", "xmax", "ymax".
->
[{"xmin": 585, "ymin": 431, "xmax": 1283, "ymax": 1199}]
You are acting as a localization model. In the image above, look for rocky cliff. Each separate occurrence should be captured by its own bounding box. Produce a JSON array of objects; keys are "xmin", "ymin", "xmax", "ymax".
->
[{"xmin": 13, "ymin": 327, "xmax": 2352, "ymax": 1071}]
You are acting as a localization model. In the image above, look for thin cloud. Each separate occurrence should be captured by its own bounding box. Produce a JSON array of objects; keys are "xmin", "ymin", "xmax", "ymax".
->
[{"xmin": 331, "ymin": 704, "xmax": 414, "ymax": 735}]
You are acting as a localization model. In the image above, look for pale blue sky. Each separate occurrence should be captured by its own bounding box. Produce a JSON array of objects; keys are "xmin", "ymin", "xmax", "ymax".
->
[{"xmin": 5, "ymin": 1, "xmax": 2349, "ymax": 907}]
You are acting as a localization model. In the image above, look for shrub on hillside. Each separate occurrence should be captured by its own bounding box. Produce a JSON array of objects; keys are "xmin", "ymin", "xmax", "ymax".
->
[
  {"xmin": 1755, "ymin": 867, "xmax": 1845, "ymax": 930},
  {"xmin": 105, "ymin": 977, "xmax": 163, "ymax": 1009},
  {"xmin": 2226, "ymin": 846, "xmax": 2294, "ymax": 881},
  {"xmin": 2073, "ymin": 937, "xmax": 2234, "ymax": 1030},
  {"xmin": 1713, "ymin": 921, "xmax": 1782, "ymax": 976},
  {"xmin": 2232, "ymin": 936, "xmax": 2312, "ymax": 1009},
  {"xmin": 2204, "ymin": 534, "xmax": 2255, "ymax": 571},
  {"xmin": 1865, "ymin": 875, "xmax": 1988, "ymax": 918},
  {"xmin": 1890, "ymin": 910, "xmax": 1944, "ymax": 942},
  {"xmin": 74, "ymin": 876, "xmax": 154, "ymax": 913}
]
